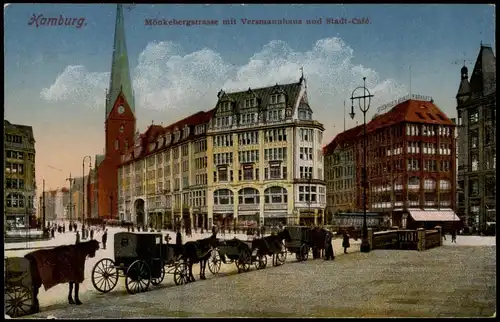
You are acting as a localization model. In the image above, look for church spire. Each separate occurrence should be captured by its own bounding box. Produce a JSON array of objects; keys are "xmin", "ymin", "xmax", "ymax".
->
[{"xmin": 106, "ymin": 4, "xmax": 134, "ymax": 119}]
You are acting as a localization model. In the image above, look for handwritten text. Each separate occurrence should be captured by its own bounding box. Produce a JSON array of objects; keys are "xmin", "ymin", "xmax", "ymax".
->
[{"xmin": 28, "ymin": 14, "xmax": 87, "ymax": 29}]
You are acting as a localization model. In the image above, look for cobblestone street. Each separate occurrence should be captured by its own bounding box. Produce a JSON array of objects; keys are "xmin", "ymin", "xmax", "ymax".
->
[{"xmin": 28, "ymin": 245, "xmax": 496, "ymax": 318}]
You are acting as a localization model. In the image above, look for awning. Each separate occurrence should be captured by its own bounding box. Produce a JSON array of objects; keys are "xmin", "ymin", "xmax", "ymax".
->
[{"xmin": 408, "ymin": 209, "xmax": 460, "ymax": 222}]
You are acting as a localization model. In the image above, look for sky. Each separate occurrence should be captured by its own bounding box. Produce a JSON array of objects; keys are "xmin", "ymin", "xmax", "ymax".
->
[{"xmin": 4, "ymin": 3, "xmax": 496, "ymax": 191}]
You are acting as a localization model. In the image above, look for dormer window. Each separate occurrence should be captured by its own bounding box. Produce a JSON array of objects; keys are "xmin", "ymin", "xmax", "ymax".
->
[
  {"xmin": 158, "ymin": 136, "xmax": 165, "ymax": 147},
  {"xmin": 270, "ymin": 94, "xmax": 284, "ymax": 104},
  {"xmin": 298, "ymin": 108, "xmax": 312, "ymax": 120},
  {"xmin": 149, "ymin": 143, "xmax": 156, "ymax": 152},
  {"xmin": 165, "ymin": 133, "xmax": 172, "ymax": 145},
  {"xmin": 195, "ymin": 125, "xmax": 205, "ymax": 135},
  {"xmin": 245, "ymin": 98, "xmax": 256, "ymax": 108},
  {"xmin": 174, "ymin": 131, "xmax": 181, "ymax": 142},
  {"xmin": 183, "ymin": 126, "xmax": 190, "ymax": 138},
  {"xmin": 220, "ymin": 101, "xmax": 231, "ymax": 112}
]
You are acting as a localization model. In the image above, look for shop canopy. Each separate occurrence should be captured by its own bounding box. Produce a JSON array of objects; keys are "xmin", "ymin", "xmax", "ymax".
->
[{"xmin": 408, "ymin": 209, "xmax": 460, "ymax": 222}]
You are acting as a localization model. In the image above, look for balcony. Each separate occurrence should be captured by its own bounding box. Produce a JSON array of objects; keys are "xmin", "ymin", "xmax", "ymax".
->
[
  {"xmin": 213, "ymin": 204, "xmax": 233, "ymax": 212},
  {"xmin": 238, "ymin": 204, "xmax": 259, "ymax": 211}
]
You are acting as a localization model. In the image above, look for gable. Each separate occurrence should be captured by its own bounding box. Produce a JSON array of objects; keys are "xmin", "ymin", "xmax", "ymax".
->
[{"xmin": 107, "ymin": 92, "xmax": 135, "ymax": 121}]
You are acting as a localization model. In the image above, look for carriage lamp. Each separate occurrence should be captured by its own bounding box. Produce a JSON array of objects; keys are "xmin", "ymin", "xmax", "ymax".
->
[{"xmin": 349, "ymin": 77, "xmax": 374, "ymax": 253}]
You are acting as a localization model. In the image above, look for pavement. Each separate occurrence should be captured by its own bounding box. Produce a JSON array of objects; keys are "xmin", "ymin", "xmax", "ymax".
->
[
  {"xmin": 5, "ymin": 227, "xmax": 496, "ymax": 319},
  {"xmin": 23, "ymin": 244, "xmax": 496, "ymax": 318}
]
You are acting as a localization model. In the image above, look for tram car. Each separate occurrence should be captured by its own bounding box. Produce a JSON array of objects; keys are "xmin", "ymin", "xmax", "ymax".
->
[{"xmin": 332, "ymin": 212, "xmax": 390, "ymax": 239}]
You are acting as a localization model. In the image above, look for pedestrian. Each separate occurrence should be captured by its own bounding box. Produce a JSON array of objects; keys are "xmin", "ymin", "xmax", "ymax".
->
[
  {"xmin": 127, "ymin": 226, "xmax": 130, "ymax": 232},
  {"xmin": 175, "ymin": 229, "xmax": 182, "ymax": 257},
  {"xmin": 442, "ymin": 228, "xmax": 447, "ymax": 240},
  {"xmin": 51, "ymin": 227, "xmax": 55, "ymax": 239},
  {"xmin": 342, "ymin": 231, "xmax": 350, "ymax": 254},
  {"xmin": 63, "ymin": 225, "xmax": 65, "ymax": 233},
  {"xmin": 451, "ymin": 229, "xmax": 457, "ymax": 243},
  {"xmin": 212, "ymin": 224, "xmax": 217, "ymax": 236},
  {"xmin": 90, "ymin": 228, "xmax": 94, "ymax": 240},
  {"xmin": 102, "ymin": 229, "xmax": 108, "ymax": 250},
  {"xmin": 75, "ymin": 230, "xmax": 81, "ymax": 244},
  {"xmin": 324, "ymin": 231, "xmax": 335, "ymax": 260}
]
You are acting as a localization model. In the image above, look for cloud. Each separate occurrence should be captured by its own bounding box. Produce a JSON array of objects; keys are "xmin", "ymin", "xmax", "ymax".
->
[{"xmin": 40, "ymin": 37, "xmax": 406, "ymax": 142}]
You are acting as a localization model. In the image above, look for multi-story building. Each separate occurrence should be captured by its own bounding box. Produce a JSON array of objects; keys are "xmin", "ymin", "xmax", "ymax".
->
[
  {"xmin": 362, "ymin": 97, "xmax": 458, "ymax": 228},
  {"xmin": 118, "ymin": 78, "xmax": 327, "ymax": 229},
  {"xmin": 207, "ymin": 81, "xmax": 326, "ymax": 228},
  {"xmin": 118, "ymin": 112, "xmax": 213, "ymax": 230},
  {"xmin": 456, "ymin": 44, "xmax": 496, "ymax": 234},
  {"xmin": 325, "ymin": 96, "xmax": 459, "ymax": 228},
  {"xmin": 323, "ymin": 125, "xmax": 362, "ymax": 221},
  {"xmin": 43, "ymin": 188, "xmax": 70, "ymax": 222},
  {"xmin": 4, "ymin": 120, "xmax": 36, "ymax": 228}
]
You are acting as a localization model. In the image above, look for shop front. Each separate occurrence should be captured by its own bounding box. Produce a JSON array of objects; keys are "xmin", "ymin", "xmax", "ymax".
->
[
  {"xmin": 263, "ymin": 210, "xmax": 288, "ymax": 227},
  {"xmin": 299, "ymin": 209, "xmax": 316, "ymax": 226},
  {"xmin": 237, "ymin": 210, "xmax": 260, "ymax": 229}
]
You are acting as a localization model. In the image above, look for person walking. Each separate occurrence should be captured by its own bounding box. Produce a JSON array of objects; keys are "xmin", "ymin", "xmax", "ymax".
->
[
  {"xmin": 62, "ymin": 225, "xmax": 65, "ymax": 233},
  {"xmin": 75, "ymin": 230, "xmax": 81, "ymax": 244},
  {"xmin": 175, "ymin": 229, "xmax": 183, "ymax": 257},
  {"xmin": 342, "ymin": 231, "xmax": 350, "ymax": 254},
  {"xmin": 90, "ymin": 228, "xmax": 94, "ymax": 240},
  {"xmin": 324, "ymin": 230, "xmax": 335, "ymax": 260},
  {"xmin": 102, "ymin": 229, "xmax": 108, "ymax": 250},
  {"xmin": 451, "ymin": 229, "xmax": 457, "ymax": 243}
]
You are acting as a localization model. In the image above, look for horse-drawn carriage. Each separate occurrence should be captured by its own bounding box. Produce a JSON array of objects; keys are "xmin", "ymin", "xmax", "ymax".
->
[
  {"xmin": 5, "ymin": 257, "xmax": 34, "ymax": 317},
  {"xmin": 208, "ymin": 238, "xmax": 268, "ymax": 274},
  {"xmin": 284, "ymin": 226, "xmax": 318, "ymax": 261},
  {"xmin": 91, "ymin": 232, "xmax": 188, "ymax": 294}
]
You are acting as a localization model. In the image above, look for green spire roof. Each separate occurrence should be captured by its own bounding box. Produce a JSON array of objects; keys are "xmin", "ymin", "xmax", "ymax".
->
[{"xmin": 106, "ymin": 4, "xmax": 134, "ymax": 118}]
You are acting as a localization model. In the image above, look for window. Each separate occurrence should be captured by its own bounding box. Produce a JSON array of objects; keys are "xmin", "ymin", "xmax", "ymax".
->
[
  {"xmin": 298, "ymin": 185, "xmax": 317, "ymax": 202},
  {"xmin": 238, "ymin": 188, "xmax": 260, "ymax": 204},
  {"xmin": 6, "ymin": 193, "xmax": 25, "ymax": 208},
  {"xmin": 415, "ymin": 112, "xmax": 425, "ymax": 120},
  {"xmin": 214, "ymin": 152, "xmax": 233, "ymax": 165},
  {"xmin": 300, "ymin": 166, "xmax": 313, "ymax": 179},
  {"xmin": 300, "ymin": 128, "xmax": 313, "ymax": 142},
  {"xmin": 424, "ymin": 179, "xmax": 436, "ymax": 190},
  {"xmin": 214, "ymin": 189, "xmax": 234, "ymax": 205},
  {"xmin": 440, "ymin": 180, "xmax": 451, "ymax": 190},
  {"xmin": 270, "ymin": 94, "xmax": 284, "ymax": 104},
  {"xmin": 264, "ymin": 187, "xmax": 288, "ymax": 203},
  {"xmin": 264, "ymin": 128, "xmax": 287, "ymax": 142},
  {"xmin": 245, "ymin": 98, "xmax": 256, "ymax": 108},
  {"xmin": 238, "ymin": 150, "xmax": 259, "ymax": 164},
  {"xmin": 469, "ymin": 109, "xmax": 479, "ymax": 124},
  {"xmin": 238, "ymin": 132, "xmax": 258, "ymax": 145},
  {"xmin": 218, "ymin": 167, "xmax": 229, "ymax": 182},
  {"xmin": 264, "ymin": 147, "xmax": 287, "ymax": 161},
  {"xmin": 239, "ymin": 166, "xmax": 254, "ymax": 181},
  {"xmin": 426, "ymin": 113, "xmax": 436, "ymax": 120}
]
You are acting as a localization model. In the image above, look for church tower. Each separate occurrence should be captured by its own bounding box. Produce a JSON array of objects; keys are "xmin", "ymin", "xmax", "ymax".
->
[{"xmin": 94, "ymin": 4, "xmax": 136, "ymax": 219}]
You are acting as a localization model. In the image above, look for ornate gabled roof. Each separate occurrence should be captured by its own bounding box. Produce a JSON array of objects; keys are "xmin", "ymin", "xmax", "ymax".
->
[
  {"xmin": 365, "ymin": 99, "xmax": 454, "ymax": 134},
  {"xmin": 106, "ymin": 4, "xmax": 134, "ymax": 119},
  {"xmin": 120, "ymin": 108, "xmax": 216, "ymax": 166},
  {"xmin": 215, "ymin": 81, "xmax": 302, "ymax": 112},
  {"xmin": 95, "ymin": 154, "xmax": 105, "ymax": 168},
  {"xmin": 469, "ymin": 45, "xmax": 496, "ymax": 96}
]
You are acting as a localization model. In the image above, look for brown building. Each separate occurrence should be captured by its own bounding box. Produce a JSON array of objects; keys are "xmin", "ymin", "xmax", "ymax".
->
[{"xmin": 325, "ymin": 97, "xmax": 459, "ymax": 230}]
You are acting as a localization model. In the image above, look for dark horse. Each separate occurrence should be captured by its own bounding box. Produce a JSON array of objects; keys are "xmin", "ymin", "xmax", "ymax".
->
[
  {"xmin": 310, "ymin": 227, "xmax": 328, "ymax": 259},
  {"xmin": 251, "ymin": 228, "xmax": 292, "ymax": 266},
  {"xmin": 181, "ymin": 233, "xmax": 219, "ymax": 282},
  {"xmin": 24, "ymin": 240, "xmax": 100, "ymax": 313}
]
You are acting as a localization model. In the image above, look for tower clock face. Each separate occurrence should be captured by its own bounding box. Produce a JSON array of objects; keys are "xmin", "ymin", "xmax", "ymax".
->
[{"xmin": 118, "ymin": 105, "xmax": 125, "ymax": 114}]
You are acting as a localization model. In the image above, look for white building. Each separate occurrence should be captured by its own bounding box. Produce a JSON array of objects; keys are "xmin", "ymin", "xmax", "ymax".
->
[{"xmin": 118, "ymin": 77, "xmax": 326, "ymax": 229}]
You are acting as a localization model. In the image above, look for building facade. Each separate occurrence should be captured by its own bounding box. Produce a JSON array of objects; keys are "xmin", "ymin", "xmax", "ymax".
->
[
  {"xmin": 323, "ymin": 125, "xmax": 362, "ymax": 221},
  {"xmin": 42, "ymin": 188, "xmax": 70, "ymax": 222},
  {"xmin": 118, "ymin": 79, "xmax": 327, "ymax": 229},
  {"xmin": 4, "ymin": 120, "xmax": 36, "ymax": 228},
  {"xmin": 456, "ymin": 44, "xmax": 496, "ymax": 234},
  {"xmin": 88, "ymin": 4, "xmax": 136, "ymax": 220}
]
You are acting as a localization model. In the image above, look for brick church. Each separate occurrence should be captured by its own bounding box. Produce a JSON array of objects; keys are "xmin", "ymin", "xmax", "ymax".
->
[{"xmin": 87, "ymin": 4, "xmax": 136, "ymax": 219}]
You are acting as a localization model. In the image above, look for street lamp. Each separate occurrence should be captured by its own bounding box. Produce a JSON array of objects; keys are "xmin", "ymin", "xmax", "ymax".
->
[
  {"xmin": 349, "ymin": 77, "xmax": 374, "ymax": 253},
  {"xmin": 82, "ymin": 156, "xmax": 91, "ymax": 236}
]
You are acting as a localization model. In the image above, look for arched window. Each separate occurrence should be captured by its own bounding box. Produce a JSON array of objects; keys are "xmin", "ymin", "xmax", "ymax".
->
[
  {"xmin": 238, "ymin": 188, "xmax": 260, "ymax": 204},
  {"xmin": 408, "ymin": 176, "xmax": 420, "ymax": 187},
  {"xmin": 264, "ymin": 186, "xmax": 288, "ymax": 204},
  {"xmin": 213, "ymin": 189, "xmax": 234, "ymax": 205},
  {"xmin": 6, "ymin": 193, "xmax": 24, "ymax": 208}
]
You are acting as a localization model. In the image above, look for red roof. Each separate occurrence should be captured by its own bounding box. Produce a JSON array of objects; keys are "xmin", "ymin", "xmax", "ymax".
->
[
  {"xmin": 364, "ymin": 99, "xmax": 454, "ymax": 134},
  {"xmin": 121, "ymin": 108, "xmax": 216, "ymax": 165},
  {"xmin": 323, "ymin": 124, "xmax": 364, "ymax": 155}
]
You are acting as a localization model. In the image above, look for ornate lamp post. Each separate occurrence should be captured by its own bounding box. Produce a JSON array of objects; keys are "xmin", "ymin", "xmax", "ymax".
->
[
  {"xmin": 82, "ymin": 155, "xmax": 91, "ymax": 238},
  {"xmin": 349, "ymin": 77, "xmax": 374, "ymax": 253}
]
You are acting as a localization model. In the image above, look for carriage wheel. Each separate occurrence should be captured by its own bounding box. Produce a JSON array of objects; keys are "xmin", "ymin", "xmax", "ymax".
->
[
  {"xmin": 5, "ymin": 285, "xmax": 32, "ymax": 318},
  {"xmin": 254, "ymin": 253, "xmax": 267, "ymax": 270},
  {"xmin": 299, "ymin": 244, "xmax": 309, "ymax": 261},
  {"xmin": 173, "ymin": 262, "xmax": 188, "ymax": 286},
  {"xmin": 151, "ymin": 265, "xmax": 165, "ymax": 286},
  {"xmin": 125, "ymin": 260, "xmax": 151, "ymax": 294},
  {"xmin": 208, "ymin": 249, "xmax": 221, "ymax": 275},
  {"xmin": 236, "ymin": 250, "xmax": 251, "ymax": 273},
  {"xmin": 92, "ymin": 258, "xmax": 119, "ymax": 293}
]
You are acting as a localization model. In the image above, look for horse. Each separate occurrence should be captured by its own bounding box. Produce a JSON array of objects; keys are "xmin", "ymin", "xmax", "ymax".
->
[
  {"xmin": 251, "ymin": 228, "xmax": 292, "ymax": 266},
  {"xmin": 181, "ymin": 233, "xmax": 219, "ymax": 282},
  {"xmin": 24, "ymin": 240, "xmax": 100, "ymax": 314},
  {"xmin": 310, "ymin": 227, "xmax": 329, "ymax": 259}
]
